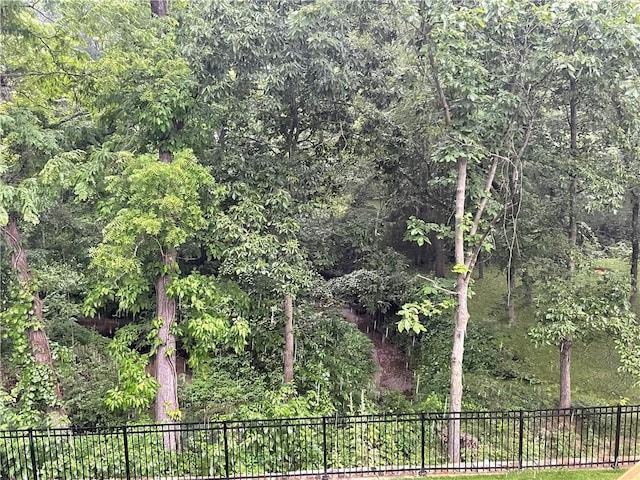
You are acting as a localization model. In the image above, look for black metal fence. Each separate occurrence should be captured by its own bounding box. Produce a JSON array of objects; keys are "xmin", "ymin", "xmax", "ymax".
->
[{"xmin": 1, "ymin": 404, "xmax": 639, "ymax": 479}]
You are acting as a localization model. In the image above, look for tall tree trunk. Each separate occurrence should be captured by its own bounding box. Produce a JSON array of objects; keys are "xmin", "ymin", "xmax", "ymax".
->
[
  {"xmin": 568, "ymin": 77, "xmax": 578, "ymax": 273},
  {"xmin": 155, "ymin": 247, "xmax": 179, "ymax": 449},
  {"xmin": 154, "ymin": 130, "xmax": 179, "ymax": 453},
  {"xmin": 568, "ymin": 175, "xmax": 578, "ymax": 272},
  {"xmin": 559, "ymin": 336, "xmax": 572, "ymax": 409},
  {"xmin": 448, "ymin": 156, "xmax": 469, "ymax": 464},
  {"xmin": 507, "ymin": 261, "xmax": 516, "ymax": 325},
  {"xmin": 477, "ymin": 252, "xmax": 484, "ymax": 279},
  {"xmin": 148, "ymin": 0, "xmax": 178, "ymax": 448},
  {"xmin": 3, "ymin": 214, "xmax": 66, "ymax": 424},
  {"xmin": 283, "ymin": 294, "xmax": 294, "ymax": 383},
  {"xmin": 631, "ymin": 190, "xmax": 639, "ymax": 312},
  {"xmin": 558, "ymin": 77, "xmax": 578, "ymax": 410},
  {"xmin": 282, "ymin": 79, "xmax": 299, "ymax": 385},
  {"xmin": 433, "ymin": 235, "xmax": 446, "ymax": 278},
  {"xmin": 429, "ymin": 46, "xmax": 470, "ymax": 463},
  {"xmin": 150, "ymin": 0, "xmax": 168, "ymax": 17}
]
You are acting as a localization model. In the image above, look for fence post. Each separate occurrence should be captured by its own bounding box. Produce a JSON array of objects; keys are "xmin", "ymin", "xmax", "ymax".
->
[
  {"xmin": 420, "ymin": 412, "xmax": 426, "ymax": 474},
  {"xmin": 223, "ymin": 421, "xmax": 230, "ymax": 478},
  {"xmin": 518, "ymin": 410, "xmax": 524, "ymax": 470},
  {"xmin": 613, "ymin": 405, "xmax": 623, "ymax": 468},
  {"xmin": 322, "ymin": 416, "xmax": 328, "ymax": 479},
  {"xmin": 28, "ymin": 429, "xmax": 38, "ymax": 480},
  {"xmin": 123, "ymin": 425, "xmax": 131, "ymax": 480}
]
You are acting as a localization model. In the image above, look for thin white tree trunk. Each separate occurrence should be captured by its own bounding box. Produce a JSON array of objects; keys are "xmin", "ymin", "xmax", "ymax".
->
[
  {"xmin": 283, "ymin": 294, "xmax": 294, "ymax": 383},
  {"xmin": 448, "ymin": 156, "xmax": 468, "ymax": 464},
  {"xmin": 632, "ymin": 190, "xmax": 639, "ymax": 312}
]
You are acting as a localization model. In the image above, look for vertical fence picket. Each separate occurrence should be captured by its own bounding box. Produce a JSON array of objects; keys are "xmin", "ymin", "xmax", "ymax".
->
[
  {"xmin": 322, "ymin": 416, "xmax": 328, "ymax": 479},
  {"xmin": 420, "ymin": 412, "xmax": 425, "ymax": 474},
  {"xmin": 518, "ymin": 410, "xmax": 524, "ymax": 469},
  {"xmin": 223, "ymin": 420, "xmax": 230, "ymax": 479},
  {"xmin": 28, "ymin": 429, "xmax": 38, "ymax": 480},
  {"xmin": 614, "ymin": 405, "xmax": 623, "ymax": 468},
  {"xmin": 122, "ymin": 425, "xmax": 131, "ymax": 480}
]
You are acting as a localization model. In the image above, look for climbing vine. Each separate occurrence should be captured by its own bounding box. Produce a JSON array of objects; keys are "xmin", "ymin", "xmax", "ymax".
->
[{"xmin": 1, "ymin": 283, "xmax": 61, "ymax": 425}]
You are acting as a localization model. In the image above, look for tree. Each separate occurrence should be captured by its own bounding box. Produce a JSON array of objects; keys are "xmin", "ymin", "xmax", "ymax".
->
[
  {"xmin": 530, "ymin": 262, "xmax": 634, "ymax": 409},
  {"xmin": 84, "ymin": 150, "xmax": 242, "ymax": 445},
  {"xmin": 523, "ymin": 1, "xmax": 640, "ymax": 409},
  {"xmin": 184, "ymin": 0, "xmax": 363, "ymax": 384},
  {"xmin": 395, "ymin": 0, "xmax": 540, "ymax": 461},
  {"xmin": 76, "ymin": 0, "xmax": 209, "ymax": 438},
  {"xmin": 0, "ymin": 1, "xmax": 93, "ymax": 426},
  {"xmin": 206, "ymin": 185, "xmax": 312, "ymax": 384}
]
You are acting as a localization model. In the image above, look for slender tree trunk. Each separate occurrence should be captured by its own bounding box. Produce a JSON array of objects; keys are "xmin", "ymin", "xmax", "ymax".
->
[
  {"xmin": 282, "ymin": 78, "xmax": 299, "ymax": 385},
  {"xmin": 568, "ymin": 77, "xmax": 578, "ymax": 273},
  {"xmin": 433, "ymin": 235, "xmax": 446, "ymax": 278},
  {"xmin": 557, "ymin": 77, "xmax": 578, "ymax": 410},
  {"xmin": 3, "ymin": 214, "xmax": 66, "ymax": 424},
  {"xmin": 283, "ymin": 294, "xmax": 294, "ymax": 383},
  {"xmin": 507, "ymin": 262, "xmax": 516, "ymax": 325},
  {"xmin": 150, "ymin": 0, "xmax": 168, "ymax": 17},
  {"xmin": 568, "ymin": 175, "xmax": 578, "ymax": 272},
  {"xmin": 477, "ymin": 252, "xmax": 484, "ymax": 280},
  {"xmin": 428, "ymin": 44, "xmax": 463, "ymax": 462},
  {"xmin": 448, "ymin": 156, "xmax": 469, "ymax": 464},
  {"xmin": 559, "ymin": 336, "xmax": 572, "ymax": 409},
  {"xmin": 631, "ymin": 190, "xmax": 639, "ymax": 312}
]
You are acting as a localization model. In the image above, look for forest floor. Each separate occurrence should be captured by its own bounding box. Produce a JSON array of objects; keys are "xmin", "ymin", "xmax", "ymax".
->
[
  {"xmin": 341, "ymin": 261, "xmax": 640, "ymax": 408},
  {"xmin": 469, "ymin": 263, "xmax": 640, "ymax": 407},
  {"xmin": 342, "ymin": 307, "xmax": 413, "ymax": 396}
]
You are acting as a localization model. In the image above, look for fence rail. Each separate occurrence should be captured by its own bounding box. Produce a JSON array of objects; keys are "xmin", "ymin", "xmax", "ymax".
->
[{"xmin": 1, "ymin": 404, "xmax": 639, "ymax": 479}]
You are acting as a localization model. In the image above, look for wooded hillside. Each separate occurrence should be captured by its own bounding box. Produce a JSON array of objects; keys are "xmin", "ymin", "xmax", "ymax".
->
[{"xmin": 2, "ymin": 1, "xmax": 640, "ymax": 458}]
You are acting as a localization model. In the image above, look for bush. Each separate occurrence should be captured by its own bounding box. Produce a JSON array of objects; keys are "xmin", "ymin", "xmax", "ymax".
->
[
  {"xmin": 329, "ymin": 268, "xmax": 416, "ymax": 317},
  {"xmin": 294, "ymin": 305, "xmax": 376, "ymax": 412},
  {"xmin": 409, "ymin": 317, "xmax": 524, "ymax": 410},
  {"xmin": 59, "ymin": 344, "xmax": 128, "ymax": 427},
  {"xmin": 179, "ymin": 354, "xmax": 268, "ymax": 421}
]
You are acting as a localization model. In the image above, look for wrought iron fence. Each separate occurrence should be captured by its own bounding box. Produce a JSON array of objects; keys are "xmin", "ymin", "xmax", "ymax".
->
[{"xmin": 1, "ymin": 404, "xmax": 639, "ymax": 479}]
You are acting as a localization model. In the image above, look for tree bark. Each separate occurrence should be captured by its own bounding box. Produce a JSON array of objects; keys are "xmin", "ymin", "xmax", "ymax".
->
[
  {"xmin": 147, "ymin": 0, "xmax": 178, "ymax": 448},
  {"xmin": 156, "ymin": 149, "xmax": 177, "ymax": 447},
  {"xmin": 559, "ymin": 336, "xmax": 572, "ymax": 409},
  {"xmin": 150, "ymin": 0, "xmax": 168, "ymax": 17},
  {"xmin": 558, "ymin": 77, "xmax": 578, "ymax": 410},
  {"xmin": 283, "ymin": 294, "xmax": 294, "ymax": 383},
  {"xmin": 568, "ymin": 77, "xmax": 578, "ymax": 273},
  {"xmin": 448, "ymin": 156, "xmax": 468, "ymax": 464},
  {"xmin": 507, "ymin": 261, "xmax": 516, "ymax": 325},
  {"xmin": 155, "ymin": 248, "xmax": 179, "ymax": 449},
  {"xmin": 3, "ymin": 214, "xmax": 66, "ymax": 424},
  {"xmin": 433, "ymin": 235, "xmax": 446, "ymax": 278},
  {"xmin": 476, "ymin": 252, "xmax": 484, "ymax": 279},
  {"xmin": 631, "ymin": 190, "xmax": 639, "ymax": 312}
]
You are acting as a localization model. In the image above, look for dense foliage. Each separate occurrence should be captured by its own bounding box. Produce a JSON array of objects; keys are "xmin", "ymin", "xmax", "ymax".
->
[{"xmin": 1, "ymin": 0, "xmax": 640, "ymax": 441}]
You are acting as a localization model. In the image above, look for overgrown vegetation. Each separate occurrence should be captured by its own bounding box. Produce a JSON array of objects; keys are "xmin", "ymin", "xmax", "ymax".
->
[{"xmin": 1, "ymin": 0, "xmax": 640, "ymax": 452}]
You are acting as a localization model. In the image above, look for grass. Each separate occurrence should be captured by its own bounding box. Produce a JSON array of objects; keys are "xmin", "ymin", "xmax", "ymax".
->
[
  {"xmin": 416, "ymin": 467, "xmax": 625, "ymax": 479},
  {"xmin": 466, "ymin": 264, "xmax": 640, "ymax": 408}
]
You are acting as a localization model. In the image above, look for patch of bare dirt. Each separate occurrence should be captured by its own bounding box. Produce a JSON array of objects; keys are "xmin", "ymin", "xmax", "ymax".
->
[{"xmin": 342, "ymin": 307, "xmax": 413, "ymax": 397}]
